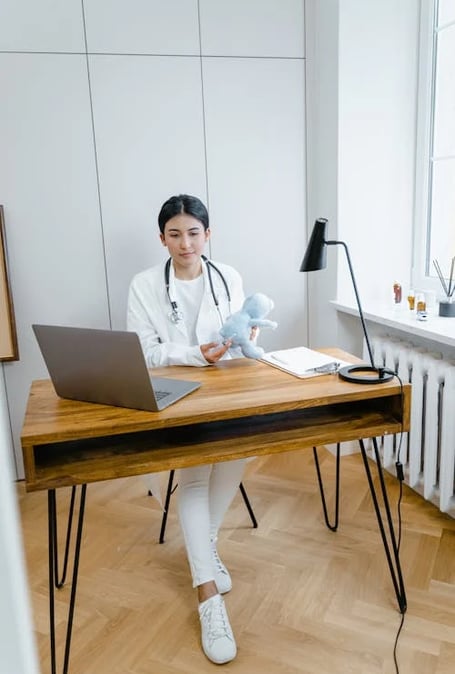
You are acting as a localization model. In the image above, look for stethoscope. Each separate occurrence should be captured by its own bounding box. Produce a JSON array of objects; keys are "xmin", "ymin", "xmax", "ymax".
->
[{"xmin": 165, "ymin": 255, "xmax": 231, "ymax": 326}]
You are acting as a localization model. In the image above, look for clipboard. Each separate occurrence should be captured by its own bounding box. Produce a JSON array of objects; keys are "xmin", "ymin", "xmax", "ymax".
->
[{"xmin": 261, "ymin": 346, "xmax": 351, "ymax": 379}]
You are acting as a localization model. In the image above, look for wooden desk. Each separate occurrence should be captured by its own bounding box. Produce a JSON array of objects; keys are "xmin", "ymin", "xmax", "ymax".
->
[
  {"xmin": 22, "ymin": 349, "xmax": 409, "ymax": 490},
  {"xmin": 21, "ymin": 350, "xmax": 410, "ymax": 674}
]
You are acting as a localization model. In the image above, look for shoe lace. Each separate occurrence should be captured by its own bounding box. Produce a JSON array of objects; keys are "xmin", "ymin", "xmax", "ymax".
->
[
  {"xmin": 201, "ymin": 598, "xmax": 232, "ymax": 642},
  {"xmin": 212, "ymin": 547, "xmax": 227, "ymax": 575}
]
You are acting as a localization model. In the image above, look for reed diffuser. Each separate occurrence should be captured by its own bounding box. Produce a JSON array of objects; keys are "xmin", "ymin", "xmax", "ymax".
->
[{"xmin": 433, "ymin": 257, "xmax": 455, "ymax": 317}]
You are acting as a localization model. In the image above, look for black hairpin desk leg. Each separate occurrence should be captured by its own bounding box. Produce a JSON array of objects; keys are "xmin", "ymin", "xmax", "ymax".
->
[
  {"xmin": 48, "ymin": 484, "xmax": 87, "ymax": 674},
  {"xmin": 358, "ymin": 438, "xmax": 407, "ymax": 614},
  {"xmin": 52, "ymin": 486, "xmax": 77, "ymax": 589},
  {"xmin": 313, "ymin": 443, "xmax": 341, "ymax": 532},
  {"xmin": 314, "ymin": 439, "xmax": 406, "ymax": 614}
]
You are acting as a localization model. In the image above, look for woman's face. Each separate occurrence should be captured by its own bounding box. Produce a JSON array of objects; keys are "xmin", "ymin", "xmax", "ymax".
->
[{"xmin": 160, "ymin": 213, "xmax": 210, "ymax": 275}]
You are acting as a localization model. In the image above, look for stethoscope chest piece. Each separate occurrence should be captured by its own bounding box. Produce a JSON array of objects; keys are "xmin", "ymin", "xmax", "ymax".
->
[
  {"xmin": 164, "ymin": 256, "xmax": 230, "ymax": 327},
  {"xmin": 168, "ymin": 307, "xmax": 184, "ymax": 324}
]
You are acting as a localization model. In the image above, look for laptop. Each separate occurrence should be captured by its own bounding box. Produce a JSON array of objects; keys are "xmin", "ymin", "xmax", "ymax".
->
[{"xmin": 32, "ymin": 324, "xmax": 201, "ymax": 412}]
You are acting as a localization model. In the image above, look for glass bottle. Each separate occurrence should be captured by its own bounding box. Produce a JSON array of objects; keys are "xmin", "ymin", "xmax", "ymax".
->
[
  {"xmin": 416, "ymin": 292, "xmax": 426, "ymax": 313},
  {"xmin": 393, "ymin": 282, "xmax": 402, "ymax": 304},
  {"xmin": 407, "ymin": 289, "xmax": 415, "ymax": 311}
]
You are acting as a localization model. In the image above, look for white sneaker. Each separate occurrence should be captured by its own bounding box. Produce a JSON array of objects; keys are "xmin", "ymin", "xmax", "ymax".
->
[
  {"xmin": 212, "ymin": 545, "xmax": 232, "ymax": 594},
  {"xmin": 198, "ymin": 594, "xmax": 237, "ymax": 664}
]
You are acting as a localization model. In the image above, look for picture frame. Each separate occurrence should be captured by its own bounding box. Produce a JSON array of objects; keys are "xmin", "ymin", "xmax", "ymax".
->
[{"xmin": 0, "ymin": 206, "xmax": 19, "ymax": 361}]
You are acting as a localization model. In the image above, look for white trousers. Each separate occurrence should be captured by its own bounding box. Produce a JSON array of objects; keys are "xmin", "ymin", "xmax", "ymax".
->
[{"xmin": 177, "ymin": 459, "xmax": 246, "ymax": 587}]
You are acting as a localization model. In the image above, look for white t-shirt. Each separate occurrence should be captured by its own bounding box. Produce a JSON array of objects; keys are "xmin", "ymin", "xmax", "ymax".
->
[{"xmin": 174, "ymin": 275, "xmax": 204, "ymax": 345}]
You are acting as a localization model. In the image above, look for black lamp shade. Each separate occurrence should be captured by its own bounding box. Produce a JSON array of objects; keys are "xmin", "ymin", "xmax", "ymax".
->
[{"xmin": 300, "ymin": 218, "xmax": 328, "ymax": 272}]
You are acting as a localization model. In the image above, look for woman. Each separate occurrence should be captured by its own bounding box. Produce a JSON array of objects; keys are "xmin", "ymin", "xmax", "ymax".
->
[{"xmin": 127, "ymin": 194, "xmax": 251, "ymax": 664}]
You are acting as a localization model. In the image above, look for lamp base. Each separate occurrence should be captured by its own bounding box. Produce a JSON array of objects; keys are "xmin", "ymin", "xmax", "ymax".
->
[{"xmin": 338, "ymin": 364, "xmax": 394, "ymax": 384}]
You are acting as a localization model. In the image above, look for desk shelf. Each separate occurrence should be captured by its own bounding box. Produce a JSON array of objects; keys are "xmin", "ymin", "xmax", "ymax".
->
[{"xmin": 27, "ymin": 400, "xmax": 405, "ymax": 491}]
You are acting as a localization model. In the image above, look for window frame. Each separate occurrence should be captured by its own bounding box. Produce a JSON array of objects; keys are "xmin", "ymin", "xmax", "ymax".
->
[
  {"xmin": 413, "ymin": 0, "xmax": 437, "ymax": 293},
  {"xmin": 412, "ymin": 0, "xmax": 455, "ymax": 295}
]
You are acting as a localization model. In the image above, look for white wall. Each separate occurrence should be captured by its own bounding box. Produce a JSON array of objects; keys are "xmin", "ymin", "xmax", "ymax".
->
[
  {"xmin": 304, "ymin": 0, "xmax": 340, "ymax": 347},
  {"xmin": 305, "ymin": 0, "xmax": 420, "ymax": 352},
  {"xmin": 0, "ymin": 372, "xmax": 40, "ymax": 674},
  {"xmin": 337, "ymin": 0, "xmax": 418, "ymax": 305},
  {"xmin": 0, "ymin": 0, "xmax": 307, "ymax": 478}
]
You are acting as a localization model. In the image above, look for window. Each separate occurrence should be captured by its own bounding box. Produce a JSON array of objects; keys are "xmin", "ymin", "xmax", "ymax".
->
[{"xmin": 414, "ymin": 0, "xmax": 455, "ymax": 295}]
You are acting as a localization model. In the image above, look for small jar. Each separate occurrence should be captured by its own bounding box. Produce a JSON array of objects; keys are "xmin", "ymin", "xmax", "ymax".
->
[
  {"xmin": 393, "ymin": 282, "xmax": 402, "ymax": 304},
  {"xmin": 416, "ymin": 293, "xmax": 426, "ymax": 313}
]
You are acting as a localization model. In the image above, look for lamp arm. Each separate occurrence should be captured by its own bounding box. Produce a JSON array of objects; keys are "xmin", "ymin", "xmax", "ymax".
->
[{"xmin": 326, "ymin": 239, "xmax": 375, "ymax": 367}]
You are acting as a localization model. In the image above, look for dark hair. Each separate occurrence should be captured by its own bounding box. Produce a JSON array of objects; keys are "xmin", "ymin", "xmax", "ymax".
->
[{"xmin": 158, "ymin": 194, "xmax": 209, "ymax": 233}]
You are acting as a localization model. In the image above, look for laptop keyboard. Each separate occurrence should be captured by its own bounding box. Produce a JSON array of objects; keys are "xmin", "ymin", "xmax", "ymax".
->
[{"xmin": 154, "ymin": 389, "xmax": 170, "ymax": 401}]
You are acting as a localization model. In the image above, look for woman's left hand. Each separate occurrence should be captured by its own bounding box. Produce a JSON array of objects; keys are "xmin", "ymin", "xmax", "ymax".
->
[{"xmin": 200, "ymin": 340, "xmax": 232, "ymax": 364}]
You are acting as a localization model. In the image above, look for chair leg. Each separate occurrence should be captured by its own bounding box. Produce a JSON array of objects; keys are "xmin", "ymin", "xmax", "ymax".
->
[
  {"xmin": 153, "ymin": 473, "xmax": 258, "ymax": 543},
  {"xmin": 159, "ymin": 470, "xmax": 177, "ymax": 544},
  {"xmin": 239, "ymin": 482, "xmax": 258, "ymax": 528}
]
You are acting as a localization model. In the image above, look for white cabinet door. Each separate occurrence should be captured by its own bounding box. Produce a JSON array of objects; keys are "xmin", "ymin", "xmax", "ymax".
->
[
  {"xmin": 203, "ymin": 56, "xmax": 307, "ymax": 352},
  {"xmin": 0, "ymin": 54, "xmax": 109, "ymax": 476},
  {"xmin": 199, "ymin": 0, "xmax": 305, "ymax": 57},
  {"xmin": 89, "ymin": 55, "xmax": 207, "ymax": 330},
  {"xmin": 84, "ymin": 0, "xmax": 200, "ymax": 55},
  {"xmin": 0, "ymin": 0, "xmax": 84, "ymax": 52}
]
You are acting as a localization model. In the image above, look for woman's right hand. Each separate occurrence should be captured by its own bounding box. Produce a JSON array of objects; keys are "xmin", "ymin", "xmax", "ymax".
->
[{"xmin": 200, "ymin": 340, "xmax": 232, "ymax": 364}]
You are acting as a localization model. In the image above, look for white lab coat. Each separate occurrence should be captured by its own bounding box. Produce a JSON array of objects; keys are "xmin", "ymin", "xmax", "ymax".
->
[
  {"xmin": 127, "ymin": 258, "xmax": 245, "ymax": 367},
  {"xmin": 126, "ymin": 257, "xmax": 246, "ymax": 505}
]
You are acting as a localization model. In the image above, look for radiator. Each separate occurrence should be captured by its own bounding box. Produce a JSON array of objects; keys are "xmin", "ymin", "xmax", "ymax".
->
[{"xmin": 370, "ymin": 334, "xmax": 455, "ymax": 517}]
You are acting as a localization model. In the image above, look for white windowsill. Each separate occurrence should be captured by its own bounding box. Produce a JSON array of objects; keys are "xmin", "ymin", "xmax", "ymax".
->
[{"xmin": 332, "ymin": 300, "xmax": 455, "ymax": 349}]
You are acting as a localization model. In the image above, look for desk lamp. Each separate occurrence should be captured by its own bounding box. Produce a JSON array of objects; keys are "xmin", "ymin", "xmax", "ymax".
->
[{"xmin": 300, "ymin": 218, "xmax": 393, "ymax": 384}]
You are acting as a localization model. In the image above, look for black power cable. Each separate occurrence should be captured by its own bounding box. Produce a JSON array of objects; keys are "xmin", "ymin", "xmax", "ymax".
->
[{"xmin": 391, "ymin": 371, "xmax": 406, "ymax": 674}]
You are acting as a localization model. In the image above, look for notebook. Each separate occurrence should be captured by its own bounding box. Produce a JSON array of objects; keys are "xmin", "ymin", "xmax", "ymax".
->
[{"xmin": 32, "ymin": 324, "xmax": 201, "ymax": 412}]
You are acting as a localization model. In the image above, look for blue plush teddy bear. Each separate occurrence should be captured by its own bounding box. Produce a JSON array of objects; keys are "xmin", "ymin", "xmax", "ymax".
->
[{"xmin": 219, "ymin": 292, "xmax": 278, "ymax": 359}]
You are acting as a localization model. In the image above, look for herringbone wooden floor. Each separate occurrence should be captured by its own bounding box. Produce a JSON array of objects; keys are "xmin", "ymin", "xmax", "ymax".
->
[{"xmin": 18, "ymin": 447, "xmax": 455, "ymax": 674}]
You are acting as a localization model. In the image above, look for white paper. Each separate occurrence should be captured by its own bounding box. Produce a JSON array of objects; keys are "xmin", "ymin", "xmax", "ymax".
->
[{"xmin": 261, "ymin": 346, "xmax": 350, "ymax": 378}]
